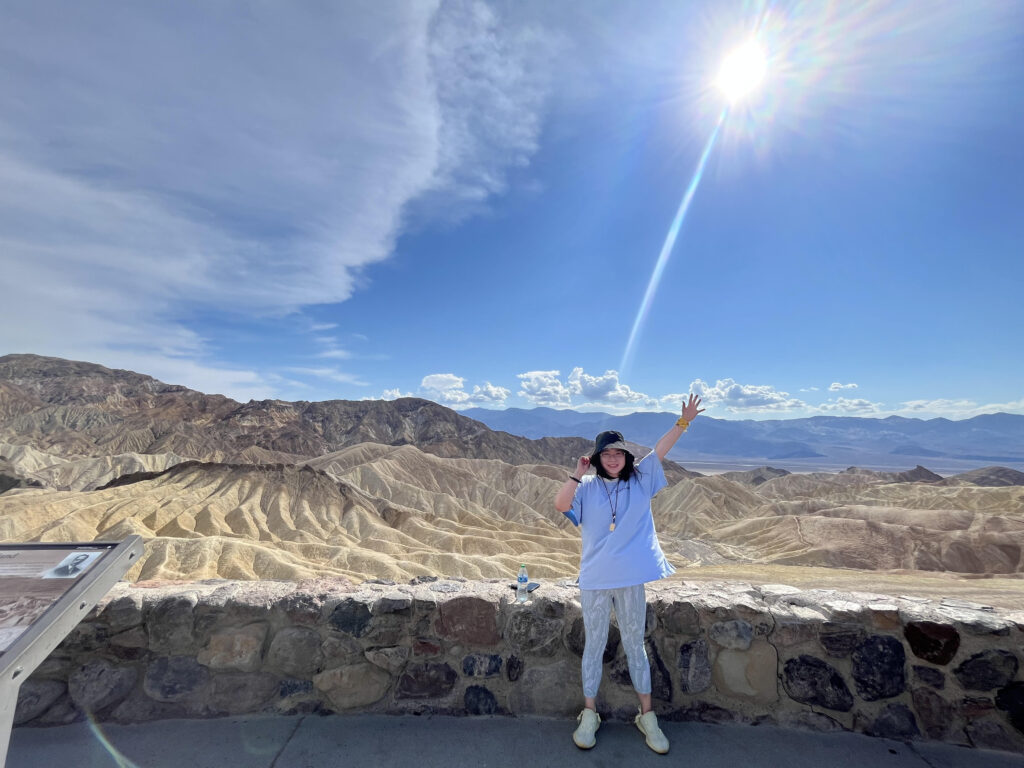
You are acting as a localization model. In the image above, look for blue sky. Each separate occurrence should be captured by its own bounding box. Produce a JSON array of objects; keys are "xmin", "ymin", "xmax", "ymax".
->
[{"xmin": 2, "ymin": 1, "xmax": 1022, "ymax": 419}]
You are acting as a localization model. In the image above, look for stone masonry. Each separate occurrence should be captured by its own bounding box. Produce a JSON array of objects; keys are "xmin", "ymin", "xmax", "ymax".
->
[{"xmin": 13, "ymin": 578, "xmax": 1024, "ymax": 753}]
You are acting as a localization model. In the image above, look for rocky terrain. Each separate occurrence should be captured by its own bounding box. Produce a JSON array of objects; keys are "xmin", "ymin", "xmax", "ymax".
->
[{"xmin": 1, "ymin": 355, "xmax": 1023, "ymax": 597}]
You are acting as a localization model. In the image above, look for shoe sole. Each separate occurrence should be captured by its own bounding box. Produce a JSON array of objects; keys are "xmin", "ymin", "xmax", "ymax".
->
[
  {"xmin": 643, "ymin": 739, "xmax": 668, "ymax": 754},
  {"xmin": 573, "ymin": 736, "xmax": 596, "ymax": 750}
]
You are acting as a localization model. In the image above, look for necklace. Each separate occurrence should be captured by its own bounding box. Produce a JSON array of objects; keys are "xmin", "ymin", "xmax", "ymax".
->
[{"xmin": 601, "ymin": 478, "xmax": 621, "ymax": 531}]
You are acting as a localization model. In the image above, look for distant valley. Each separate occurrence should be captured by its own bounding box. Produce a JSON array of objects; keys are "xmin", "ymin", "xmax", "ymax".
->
[{"xmin": 464, "ymin": 406, "xmax": 1024, "ymax": 474}]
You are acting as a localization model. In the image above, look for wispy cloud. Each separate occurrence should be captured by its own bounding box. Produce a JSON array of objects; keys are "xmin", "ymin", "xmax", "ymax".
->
[
  {"xmin": 312, "ymin": 336, "xmax": 352, "ymax": 360},
  {"xmin": 829, "ymin": 382, "xmax": 859, "ymax": 391},
  {"xmin": 317, "ymin": 349, "xmax": 353, "ymax": 360},
  {"xmin": 893, "ymin": 398, "xmax": 1024, "ymax": 420},
  {"xmin": 286, "ymin": 367, "xmax": 367, "ymax": 387},
  {"xmin": 0, "ymin": 2, "xmax": 561, "ymax": 395},
  {"xmin": 412, "ymin": 0, "xmax": 564, "ymax": 221},
  {"xmin": 421, "ymin": 373, "xmax": 510, "ymax": 407}
]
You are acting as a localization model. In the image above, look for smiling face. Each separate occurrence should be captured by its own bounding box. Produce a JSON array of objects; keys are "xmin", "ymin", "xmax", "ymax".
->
[{"xmin": 599, "ymin": 448, "xmax": 626, "ymax": 478}]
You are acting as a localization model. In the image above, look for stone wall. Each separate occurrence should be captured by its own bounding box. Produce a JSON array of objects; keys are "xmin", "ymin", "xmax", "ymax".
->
[{"xmin": 14, "ymin": 578, "xmax": 1024, "ymax": 752}]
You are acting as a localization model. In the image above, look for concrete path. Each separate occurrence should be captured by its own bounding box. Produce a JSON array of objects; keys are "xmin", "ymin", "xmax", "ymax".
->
[{"xmin": 8, "ymin": 714, "xmax": 1024, "ymax": 768}]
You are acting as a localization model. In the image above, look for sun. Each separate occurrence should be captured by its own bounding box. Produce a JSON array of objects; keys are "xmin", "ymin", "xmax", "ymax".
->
[{"xmin": 716, "ymin": 40, "xmax": 767, "ymax": 103}]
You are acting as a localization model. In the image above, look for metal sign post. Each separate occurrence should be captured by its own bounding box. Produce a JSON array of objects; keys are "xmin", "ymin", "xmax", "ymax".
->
[{"xmin": 0, "ymin": 537, "xmax": 144, "ymax": 768}]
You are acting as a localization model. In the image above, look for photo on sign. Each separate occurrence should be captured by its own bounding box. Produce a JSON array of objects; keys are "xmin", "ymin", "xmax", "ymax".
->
[{"xmin": 42, "ymin": 552, "xmax": 101, "ymax": 579}]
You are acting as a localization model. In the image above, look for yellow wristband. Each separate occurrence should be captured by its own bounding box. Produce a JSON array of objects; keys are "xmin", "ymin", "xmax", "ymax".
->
[{"xmin": 676, "ymin": 417, "xmax": 690, "ymax": 430}]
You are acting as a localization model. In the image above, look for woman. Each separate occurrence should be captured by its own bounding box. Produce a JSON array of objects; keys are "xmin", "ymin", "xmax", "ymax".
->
[{"xmin": 554, "ymin": 394, "xmax": 703, "ymax": 754}]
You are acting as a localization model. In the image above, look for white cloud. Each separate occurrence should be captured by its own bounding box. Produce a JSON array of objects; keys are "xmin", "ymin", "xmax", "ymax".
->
[
  {"xmin": 422, "ymin": 373, "xmax": 466, "ymax": 392},
  {"xmin": 816, "ymin": 397, "xmax": 882, "ymax": 414},
  {"xmin": 690, "ymin": 378, "xmax": 806, "ymax": 413},
  {"xmin": 567, "ymin": 368, "xmax": 659, "ymax": 407},
  {"xmin": 421, "ymin": 373, "xmax": 510, "ymax": 408},
  {"xmin": 380, "ymin": 388, "xmax": 414, "ymax": 401},
  {"xmin": 515, "ymin": 367, "xmax": 662, "ymax": 412},
  {"xmin": 471, "ymin": 382, "xmax": 513, "ymax": 404},
  {"xmin": 0, "ymin": 2, "xmax": 561, "ymax": 392},
  {"xmin": 413, "ymin": 0, "xmax": 563, "ymax": 220},
  {"xmin": 829, "ymin": 382, "xmax": 859, "ymax": 391},
  {"xmin": 517, "ymin": 370, "xmax": 573, "ymax": 407}
]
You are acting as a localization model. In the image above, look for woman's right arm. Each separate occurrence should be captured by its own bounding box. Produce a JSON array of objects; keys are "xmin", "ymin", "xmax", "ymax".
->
[{"xmin": 555, "ymin": 456, "xmax": 590, "ymax": 512}]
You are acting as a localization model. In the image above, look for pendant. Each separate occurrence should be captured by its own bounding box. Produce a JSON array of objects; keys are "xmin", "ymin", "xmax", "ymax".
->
[{"xmin": 609, "ymin": 523, "xmax": 616, "ymax": 531}]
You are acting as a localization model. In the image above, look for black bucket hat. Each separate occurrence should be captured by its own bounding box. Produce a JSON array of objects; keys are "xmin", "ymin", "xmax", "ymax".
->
[{"xmin": 590, "ymin": 430, "xmax": 632, "ymax": 461}]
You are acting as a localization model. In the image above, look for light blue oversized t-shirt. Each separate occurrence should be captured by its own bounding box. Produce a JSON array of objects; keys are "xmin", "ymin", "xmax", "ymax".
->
[{"xmin": 563, "ymin": 451, "xmax": 675, "ymax": 590}]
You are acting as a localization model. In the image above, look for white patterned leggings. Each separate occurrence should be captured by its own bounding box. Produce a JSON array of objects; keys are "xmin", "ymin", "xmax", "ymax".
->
[{"xmin": 580, "ymin": 584, "xmax": 650, "ymax": 698}]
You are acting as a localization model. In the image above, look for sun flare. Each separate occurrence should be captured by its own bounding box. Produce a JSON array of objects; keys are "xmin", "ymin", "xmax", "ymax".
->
[{"xmin": 716, "ymin": 40, "xmax": 767, "ymax": 103}]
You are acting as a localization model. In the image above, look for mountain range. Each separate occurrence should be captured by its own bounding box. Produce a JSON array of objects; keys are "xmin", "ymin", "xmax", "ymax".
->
[
  {"xmin": 464, "ymin": 406, "xmax": 1024, "ymax": 472},
  {"xmin": 0, "ymin": 354, "xmax": 593, "ymax": 466}
]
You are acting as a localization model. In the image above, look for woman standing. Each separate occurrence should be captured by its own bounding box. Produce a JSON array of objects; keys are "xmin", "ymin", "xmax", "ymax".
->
[{"xmin": 554, "ymin": 394, "xmax": 703, "ymax": 754}]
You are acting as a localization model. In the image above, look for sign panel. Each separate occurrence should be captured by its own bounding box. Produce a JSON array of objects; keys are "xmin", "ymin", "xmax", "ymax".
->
[{"xmin": 0, "ymin": 546, "xmax": 112, "ymax": 653}]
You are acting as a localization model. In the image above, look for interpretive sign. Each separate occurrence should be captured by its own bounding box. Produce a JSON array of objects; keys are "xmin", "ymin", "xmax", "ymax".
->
[{"xmin": 0, "ymin": 538, "xmax": 143, "ymax": 768}]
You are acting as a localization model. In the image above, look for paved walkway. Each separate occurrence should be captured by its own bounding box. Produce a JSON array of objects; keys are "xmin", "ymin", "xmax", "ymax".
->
[{"xmin": 8, "ymin": 713, "xmax": 1024, "ymax": 768}]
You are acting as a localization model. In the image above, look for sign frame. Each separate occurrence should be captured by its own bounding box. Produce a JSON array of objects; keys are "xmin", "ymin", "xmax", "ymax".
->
[{"xmin": 0, "ymin": 537, "xmax": 144, "ymax": 768}]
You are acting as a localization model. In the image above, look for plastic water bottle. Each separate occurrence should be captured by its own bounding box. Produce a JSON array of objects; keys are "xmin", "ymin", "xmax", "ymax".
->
[{"xmin": 516, "ymin": 564, "xmax": 529, "ymax": 603}]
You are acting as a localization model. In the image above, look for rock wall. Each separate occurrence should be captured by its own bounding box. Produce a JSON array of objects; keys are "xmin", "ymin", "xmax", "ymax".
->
[{"xmin": 14, "ymin": 578, "xmax": 1024, "ymax": 752}]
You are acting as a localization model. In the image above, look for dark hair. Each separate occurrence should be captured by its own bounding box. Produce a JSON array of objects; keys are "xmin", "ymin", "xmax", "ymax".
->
[{"xmin": 590, "ymin": 448, "xmax": 640, "ymax": 483}]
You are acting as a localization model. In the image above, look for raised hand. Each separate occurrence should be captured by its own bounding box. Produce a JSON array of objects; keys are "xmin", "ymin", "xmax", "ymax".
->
[
  {"xmin": 682, "ymin": 393, "xmax": 704, "ymax": 423},
  {"xmin": 575, "ymin": 455, "xmax": 591, "ymax": 477}
]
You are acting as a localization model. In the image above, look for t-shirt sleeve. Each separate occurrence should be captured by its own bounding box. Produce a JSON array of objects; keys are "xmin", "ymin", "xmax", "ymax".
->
[
  {"xmin": 564, "ymin": 479, "xmax": 588, "ymax": 527},
  {"xmin": 637, "ymin": 451, "xmax": 667, "ymax": 498}
]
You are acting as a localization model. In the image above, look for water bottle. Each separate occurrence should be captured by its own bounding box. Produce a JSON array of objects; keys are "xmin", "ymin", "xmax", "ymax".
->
[{"xmin": 516, "ymin": 564, "xmax": 529, "ymax": 603}]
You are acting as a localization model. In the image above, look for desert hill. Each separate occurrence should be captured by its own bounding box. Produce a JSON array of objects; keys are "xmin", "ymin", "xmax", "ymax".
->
[
  {"xmin": 717, "ymin": 466, "xmax": 790, "ymax": 486},
  {"xmin": 939, "ymin": 466, "xmax": 1024, "ymax": 487},
  {"xmin": 0, "ymin": 354, "xmax": 601, "ymax": 468},
  {"xmin": 0, "ymin": 445, "xmax": 582, "ymax": 582},
  {"xmin": 2, "ymin": 440, "xmax": 1022, "ymax": 582},
  {"xmin": 1, "ymin": 355, "xmax": 1024, "ymax": 595}
]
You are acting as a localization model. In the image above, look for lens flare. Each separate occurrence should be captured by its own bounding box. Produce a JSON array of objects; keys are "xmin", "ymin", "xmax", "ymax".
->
[
  {"xmin": 619, "ymin": 109, "xmax": 727, "ymax": 376},
  {"xmin": 86, "ymin": 715, "xmax": 141, "ymax": 767},
  {"xmin": 716, "ymin": 40, "xmax": 767, "ymax": 103}
]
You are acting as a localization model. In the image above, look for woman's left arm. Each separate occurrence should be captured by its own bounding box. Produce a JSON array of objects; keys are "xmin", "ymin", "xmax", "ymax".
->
[{"xmin": 654, "ymin": 393, "xmax": 704, "ymax": 461}]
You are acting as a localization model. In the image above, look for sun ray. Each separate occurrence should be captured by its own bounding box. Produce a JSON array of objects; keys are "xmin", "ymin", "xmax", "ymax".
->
[{"xmin": 619, "ymin": 108, "xmax": 727, "ymax": 377}]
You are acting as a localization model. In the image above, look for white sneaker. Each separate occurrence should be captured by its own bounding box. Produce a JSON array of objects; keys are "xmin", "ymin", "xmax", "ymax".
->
[
  {"xmin": 635, "ymin": 709, "xmax": 669, "ymax": 754},
  {"xmin": 573, "ymin": 708, "xmax": 601, "ymax": 749}
]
